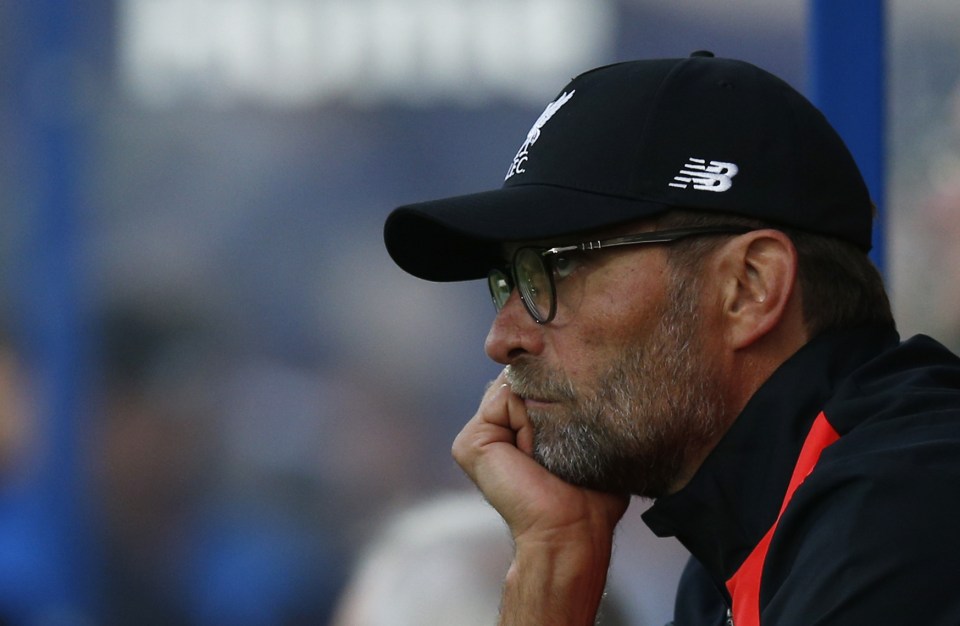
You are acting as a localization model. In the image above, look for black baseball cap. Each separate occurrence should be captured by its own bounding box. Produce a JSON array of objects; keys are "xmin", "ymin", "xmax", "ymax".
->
[{"xmin": 384, "ymin": 51, "xmax": 873, "ymax": 282}]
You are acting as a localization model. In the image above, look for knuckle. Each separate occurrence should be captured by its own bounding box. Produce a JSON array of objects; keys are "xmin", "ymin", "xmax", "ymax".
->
[
  {"xmin": 451, "ymin": 427, "xmax": 475, "ymax": 465},
  {"xmin": 451, "ymin": 432, "xmax": 465, "ymax": 459}
]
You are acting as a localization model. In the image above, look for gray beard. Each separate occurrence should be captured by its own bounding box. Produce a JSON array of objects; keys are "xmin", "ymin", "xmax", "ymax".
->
[{"xmin": 504, "ymin": 275, "xmax": 728, "ymax": 499}]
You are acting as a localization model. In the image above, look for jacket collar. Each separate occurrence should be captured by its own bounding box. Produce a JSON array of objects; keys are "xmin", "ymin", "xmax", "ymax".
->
[{"xmin": 641, "ymin": 324, "xmax": 899, "ymax": 581}]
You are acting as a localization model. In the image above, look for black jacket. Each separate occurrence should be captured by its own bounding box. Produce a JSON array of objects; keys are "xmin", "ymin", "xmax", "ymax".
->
[{"xmin": 642, "ymin": 325, "xmax": 960, "ymax": 625}]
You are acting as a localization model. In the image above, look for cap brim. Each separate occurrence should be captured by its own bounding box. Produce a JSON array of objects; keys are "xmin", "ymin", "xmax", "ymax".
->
[{"xmin": 384, "ymin": 184, "xmax": 671, "ymax": 281}]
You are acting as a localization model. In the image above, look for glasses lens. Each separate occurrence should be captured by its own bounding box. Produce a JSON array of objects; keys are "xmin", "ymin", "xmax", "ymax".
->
[
  {"xmin": 514, "ymin": 248, "xmax": 554, "ymax": 322},
  {"xmin": 487, "ymin": 269, "xmax": 512, "ymax": 312}
]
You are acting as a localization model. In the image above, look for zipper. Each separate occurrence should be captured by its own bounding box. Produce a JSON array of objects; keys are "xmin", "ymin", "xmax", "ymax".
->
[{"xmin": 725, "ymin": 608, "xmax": 734, "ymax": 626}]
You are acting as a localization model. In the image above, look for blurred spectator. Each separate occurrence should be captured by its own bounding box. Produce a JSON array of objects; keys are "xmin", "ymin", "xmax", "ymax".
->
[
  {"xmin": 0, "ymin": 325, "xmax": 37, "ymax": 625},
  {"xmin": 93, "ymin": 306, "xmax": 348, "ymax": 625},
  {"xmin": 0, "ymin": 329, "xmax": 32, "ymax": 481},
  {"xmin": 918, "ymin": 80, "xmax": 960, "ymax": 348},
  {"xmin": 92, "ymin": 306, "xmax": 223, "ymax": 625},
  {"xmin": 331, "ymin": 491, "xmax": 632, "ymax": 626},
  {"xmin": 93, "ymin": 305, "xmax": 415, "ymax": 625}
]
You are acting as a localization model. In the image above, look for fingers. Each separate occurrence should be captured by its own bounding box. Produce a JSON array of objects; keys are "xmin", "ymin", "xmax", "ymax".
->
[
  {"xmin": 454, "ymin": 374, "xmax": 631, "ymax": 547},
  {"xmin": 452, "ymin": 372, "xmax": 543, "ymax": 509},
  {"xmin": 454, "ymin": 375, "xmax": 518, "ymax": 466},
  {"xmin": 487, "ymin": 370, "xmax": 535, "ymax": 456},
  {"xmin": 507, "ymin": 389, "xmax": 535, "ymax": 456},
  {"xmin": 456, "ymin": 371, "xmax": 534, "ymax": 459}
]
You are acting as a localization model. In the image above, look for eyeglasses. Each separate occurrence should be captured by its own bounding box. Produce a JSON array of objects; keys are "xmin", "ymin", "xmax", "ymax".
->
[{"xmin": 487, "ymin": 225, "xmax": 753, "ymax": 324}]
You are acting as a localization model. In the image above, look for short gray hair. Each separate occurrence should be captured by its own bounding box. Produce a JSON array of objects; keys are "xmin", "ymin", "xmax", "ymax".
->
[{"xmin": 655, "ymin": 210, "xmax": 895, "ymax": 337}]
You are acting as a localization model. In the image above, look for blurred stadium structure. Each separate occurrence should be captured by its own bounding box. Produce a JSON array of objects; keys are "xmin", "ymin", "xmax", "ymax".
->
[{"xmin": 1, "ymin": 1, "xmax": 959, "ymax": 624}]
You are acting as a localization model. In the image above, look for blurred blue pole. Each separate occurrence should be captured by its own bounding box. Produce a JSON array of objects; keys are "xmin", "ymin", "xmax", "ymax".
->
[
  {"xmin": 809, "ymin": 0, "xmax": 887, "ymax": 274},
  {"xmin": 8, "ymin": 0, "xmax": 97, "ymax": 623}
]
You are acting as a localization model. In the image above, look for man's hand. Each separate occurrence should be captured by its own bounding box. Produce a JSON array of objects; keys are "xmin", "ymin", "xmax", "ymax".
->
[{"xmin": 452, "ymin": 370, "xmax": 630, "ymax": 626}]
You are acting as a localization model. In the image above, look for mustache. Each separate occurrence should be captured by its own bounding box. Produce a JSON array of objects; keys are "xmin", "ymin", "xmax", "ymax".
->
[{"xmin": 504, "ymin": 360, "xmax": 577, "ymax": 403}]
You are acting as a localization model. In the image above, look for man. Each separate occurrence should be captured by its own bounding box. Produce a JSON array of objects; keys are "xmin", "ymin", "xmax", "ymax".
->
[{"xmin": 382, "ymin": 52, "xmax": 960, "ymax": 625}]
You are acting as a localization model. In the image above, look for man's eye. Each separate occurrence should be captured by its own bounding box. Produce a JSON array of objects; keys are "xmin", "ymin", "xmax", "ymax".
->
[{"xmin": 553, "ymin": 254, "xmax": 582, "ymax": 279}]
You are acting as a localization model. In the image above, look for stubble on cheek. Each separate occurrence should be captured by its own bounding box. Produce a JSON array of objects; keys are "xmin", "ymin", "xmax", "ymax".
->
[
  {"xmin": 503, "ymin": 357, "xmax": 634, "ymax": 491},
  {"xmin": 499, "ymin": 294, "xmax": 726, "ymax": 498}
]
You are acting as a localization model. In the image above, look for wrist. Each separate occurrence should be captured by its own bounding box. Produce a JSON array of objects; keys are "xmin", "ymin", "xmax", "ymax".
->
[{"xmin": 499, "ymin": 529, "xmax": 615, "ymax": 626}]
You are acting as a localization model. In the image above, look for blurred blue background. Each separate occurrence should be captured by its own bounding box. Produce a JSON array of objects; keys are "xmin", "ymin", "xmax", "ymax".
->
[{"xmin": 0, "ymin": 1, "xmax": 958, "ymax": 624}]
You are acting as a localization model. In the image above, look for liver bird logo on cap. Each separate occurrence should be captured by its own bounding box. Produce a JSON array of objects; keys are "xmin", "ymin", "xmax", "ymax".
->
[{"xmin": 505, "ymin": 90, "xmax": 576, "ymax": 181}]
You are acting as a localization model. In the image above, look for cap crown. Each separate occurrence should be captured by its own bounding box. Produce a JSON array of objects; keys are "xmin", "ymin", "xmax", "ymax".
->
[
  {"xmin": 384, "ymin": 54, "xmax": 874, "ymax": 282},
  {"xmin": 501, "ymin": 56, "xmax": 871, "ymax": 248}
]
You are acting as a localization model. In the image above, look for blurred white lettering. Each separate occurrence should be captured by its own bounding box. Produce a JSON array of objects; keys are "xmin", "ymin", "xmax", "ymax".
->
[{"xmin": 119, "ymin": 0, "xmax": 614, "ymax": 108}]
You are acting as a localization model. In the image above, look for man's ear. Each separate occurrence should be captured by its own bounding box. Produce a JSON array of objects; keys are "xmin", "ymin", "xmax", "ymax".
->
[{"xmin": 715, "ymin": 229, "xmax": 799, "ymax": 350}]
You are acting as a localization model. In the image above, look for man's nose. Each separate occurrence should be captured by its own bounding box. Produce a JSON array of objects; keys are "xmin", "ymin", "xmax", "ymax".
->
[{"xmin": 484, "ymin": 290, "xmax": 545, "ymax": 365}]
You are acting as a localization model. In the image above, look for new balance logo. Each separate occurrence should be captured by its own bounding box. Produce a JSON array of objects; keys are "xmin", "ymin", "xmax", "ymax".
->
[{"xmin": 669, "ymin": 158, "xmax": 739, "ymax": 192}]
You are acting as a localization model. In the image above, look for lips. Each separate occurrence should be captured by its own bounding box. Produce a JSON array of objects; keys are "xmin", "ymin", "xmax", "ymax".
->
[
  {"xmin": 508, "ymin": 383, "xmax": 554, "ymax": 403},
  {"xmin": 505, "ymin": 376, "xmax": 564, "ymax": 404},
  {"xmin": 504, "ymin": 361, "xmax": 576, "ymax": 406}
]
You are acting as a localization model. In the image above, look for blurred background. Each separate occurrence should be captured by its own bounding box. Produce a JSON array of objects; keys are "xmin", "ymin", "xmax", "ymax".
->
[{"xmin": 0, "ymin": 0, "xmax": 958, "ymax": 624}]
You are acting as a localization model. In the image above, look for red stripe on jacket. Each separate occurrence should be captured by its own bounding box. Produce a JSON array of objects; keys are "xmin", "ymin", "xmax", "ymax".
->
[{"xmin": 725, "ymin": 412, "xmax": 841, "ymax": 626}]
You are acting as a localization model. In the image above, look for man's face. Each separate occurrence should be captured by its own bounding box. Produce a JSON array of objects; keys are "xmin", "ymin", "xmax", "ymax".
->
[{"xmin": 486, "ymin": 233, "xmax": 729, "ymax": 498}]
